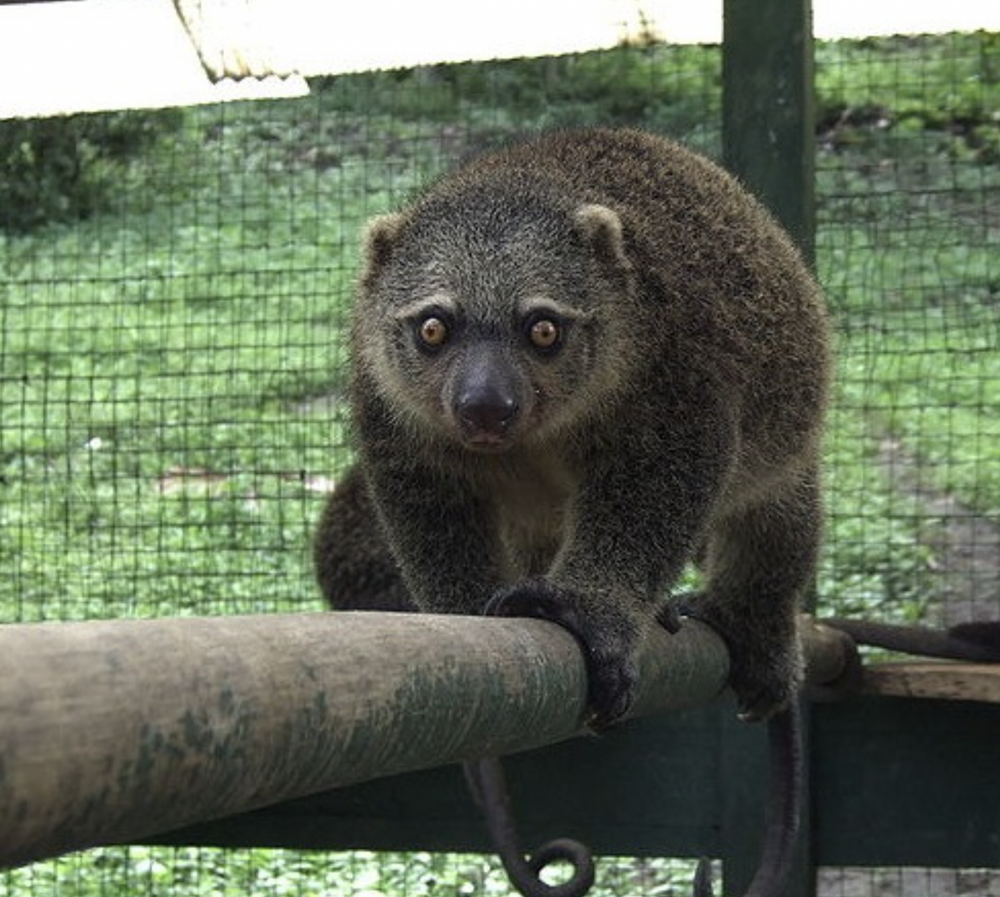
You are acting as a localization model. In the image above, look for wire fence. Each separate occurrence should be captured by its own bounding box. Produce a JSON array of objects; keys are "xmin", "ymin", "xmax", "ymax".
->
[{"xmin": 1, "ymin": 22, "xmax": 998, "ymax": 897}]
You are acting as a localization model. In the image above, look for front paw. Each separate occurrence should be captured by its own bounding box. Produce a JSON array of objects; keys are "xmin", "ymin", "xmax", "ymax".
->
[
  {"xmin": 731, "ymin": 652, "xmax": 799, "ymax": 722},
  {"xmin": 677, "ymin": 592, "xmax": 800, "ymax": 721},
  {"xmin": 486, "ymin": 578, "xmax": 639, "ymax": 730}
]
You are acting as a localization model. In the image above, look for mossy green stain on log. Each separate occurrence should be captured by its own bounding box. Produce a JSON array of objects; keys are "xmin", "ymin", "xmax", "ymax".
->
[{"xmin": 0, "ymin": 612, "xmax": 848, "ymax": 869}]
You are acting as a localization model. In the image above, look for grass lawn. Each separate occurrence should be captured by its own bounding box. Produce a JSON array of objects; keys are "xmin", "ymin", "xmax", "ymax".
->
[{"xmin": 1, "ymin": 29, "xmax": 998, "ymax": 897}]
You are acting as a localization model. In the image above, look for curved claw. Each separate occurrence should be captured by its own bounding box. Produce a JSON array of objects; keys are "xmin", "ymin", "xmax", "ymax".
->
[{"xmin": 657, "ymin": 602, "xmax": 683, "ymax": 635}]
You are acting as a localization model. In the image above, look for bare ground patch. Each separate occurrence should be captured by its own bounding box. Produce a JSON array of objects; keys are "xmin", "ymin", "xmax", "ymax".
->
[{"xmin": 878, "ymin": 436, "xmax": 1000, "ymax": 625}]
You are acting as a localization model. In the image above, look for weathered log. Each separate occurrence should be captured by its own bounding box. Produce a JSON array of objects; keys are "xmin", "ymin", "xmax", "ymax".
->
[
  {"xmin": 859, "ymin": 662, "xmax": 1000, "ymax": 704},
  {"xmin": 0, "ymin": 611, "xmax": 847, "ymax": 869}
]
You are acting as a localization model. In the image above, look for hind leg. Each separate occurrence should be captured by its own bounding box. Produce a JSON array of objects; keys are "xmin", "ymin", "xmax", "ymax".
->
[
  {"xmin": 683, "ymin": 465, "xmax": 822, "ymax": 720},
  {"xmin": 313, "ymin": 464, "xmax": 416, "ymax": 612}
]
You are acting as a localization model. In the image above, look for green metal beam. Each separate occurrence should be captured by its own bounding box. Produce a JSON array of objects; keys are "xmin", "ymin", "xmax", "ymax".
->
[{"xmin": 160, "ymin": 698, "xmax": 1000, "ymax": 869}]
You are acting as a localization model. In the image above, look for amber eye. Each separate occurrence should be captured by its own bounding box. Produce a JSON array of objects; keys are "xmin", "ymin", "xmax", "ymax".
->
[
  {"xmin": 529, "ymin": 318, "xmax": 560, "ymax": 350},
  {"xmin": 418, "ymin": 316, "xmax": 449, "ymax": 348}
]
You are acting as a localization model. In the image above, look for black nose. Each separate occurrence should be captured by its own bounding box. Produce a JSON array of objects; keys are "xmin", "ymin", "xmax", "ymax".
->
[
  {"xmin": 456, "ymin": 387, "xmax": 519, "ymax": 437},
  {"xmin": 450, "ymin": 349, "xmax": 521, "ymax": 442}
]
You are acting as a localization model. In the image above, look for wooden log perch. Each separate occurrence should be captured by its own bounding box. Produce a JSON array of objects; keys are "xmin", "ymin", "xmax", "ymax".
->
[{"xmin": 0, "ymin": 611, "xmax": 845, "ymax": 869}]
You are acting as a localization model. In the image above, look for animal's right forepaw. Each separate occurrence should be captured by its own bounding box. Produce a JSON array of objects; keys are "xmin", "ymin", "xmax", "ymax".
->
[{"xmin": 486, "ymin": 579, "xmax": 639, "ymax": 730}]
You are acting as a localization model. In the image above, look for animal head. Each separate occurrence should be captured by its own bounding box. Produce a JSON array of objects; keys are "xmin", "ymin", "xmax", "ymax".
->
[{"xmin": 351, "ymin": 175, "xmax": 636, "ymax": 451}]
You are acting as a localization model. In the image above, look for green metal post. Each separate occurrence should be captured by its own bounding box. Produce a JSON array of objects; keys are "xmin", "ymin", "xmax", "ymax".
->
[
  {"xmin": 723, "ymin": 0, "xmax": 816, "ymax": 263},
  {"xmin": 722, "ymin": 0, "xmax": 817, "ymax": 894}
]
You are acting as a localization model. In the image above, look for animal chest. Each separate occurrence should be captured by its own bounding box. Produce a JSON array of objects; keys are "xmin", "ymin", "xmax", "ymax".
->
[{"xmin": 474, "ymin": 453, "xmax": 577, "ymax": 580}]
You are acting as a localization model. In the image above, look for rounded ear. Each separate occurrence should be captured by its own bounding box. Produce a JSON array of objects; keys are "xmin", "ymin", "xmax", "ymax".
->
[
  {"xmin": 572, "ymin": 204, "xmax": 630, "ymax": 270},
  {"xmin": 361, "ymin": 213, "xmax": 406, "ymax": 279}
]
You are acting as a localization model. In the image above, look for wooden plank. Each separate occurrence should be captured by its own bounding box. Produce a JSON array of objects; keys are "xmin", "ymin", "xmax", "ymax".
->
[
  {"xmin": 813, "ymin": 697, "xmax": 1000, "ymax": 866},
  {"xmin": 158, "ymin": 706, "xmax": 726, "ymax": 858},
  {"xmin": 861, "ymin": 662, "xmax": 1000, "ymax": 703}
]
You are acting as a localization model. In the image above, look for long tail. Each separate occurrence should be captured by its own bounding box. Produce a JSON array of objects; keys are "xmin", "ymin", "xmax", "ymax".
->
[
  {"xmin": 693, "ymin": 701, "xmax": 803, "ymax": 897},
  {"xmin": 822, "ymin": 618, "xmax": 1000, "ymax": 662},
  {"xmin": 465, "ymin": 756, "xmax": 596, "ymax": 897}
]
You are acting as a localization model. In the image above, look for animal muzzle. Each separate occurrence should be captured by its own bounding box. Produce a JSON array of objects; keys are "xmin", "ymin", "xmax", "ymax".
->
[{"xmin": 449, "ymin": 348, "xmax": 523, "ymax": 447}]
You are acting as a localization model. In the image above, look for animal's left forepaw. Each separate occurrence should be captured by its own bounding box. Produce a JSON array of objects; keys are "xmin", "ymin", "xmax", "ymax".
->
[{"xmin": 674, "ymin": 592, "xmax": 799, "ymax": 722}]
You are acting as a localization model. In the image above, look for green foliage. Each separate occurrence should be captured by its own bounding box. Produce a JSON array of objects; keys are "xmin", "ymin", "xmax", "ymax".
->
[
  {"xmin": 818, "ymin": 401, "xmax": 939, "ymax": 620},
  {"xmin": 0, "ymin": 105, "xmax": 357, "ymax": 621},
  {"xmin": 311, "ymin": 44, "xmax": 722, "ymax": 151},
  {"xmin": 0, "ymin": 109, "xmax": 183, "ymax": 232},
  {"xmin": 0, "ymin": 847, "xmax": 701, "ymax": 897},
  {"xmin": 815, "ymin": 31, "xmax": 1000, "ymax": 162}
]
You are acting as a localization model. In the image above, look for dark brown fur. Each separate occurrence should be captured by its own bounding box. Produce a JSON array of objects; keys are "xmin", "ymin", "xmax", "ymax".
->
[
  {"xmin": 315, "ymin": 128, "xmax": 833, "ymax": 897},
  {"xmin": 317, "ymin": 127, "xmax": 831, "ymax": 723}
]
